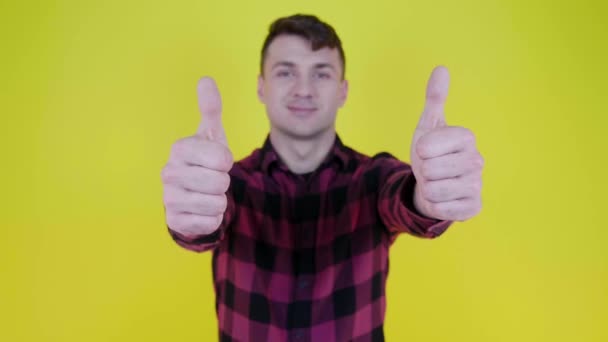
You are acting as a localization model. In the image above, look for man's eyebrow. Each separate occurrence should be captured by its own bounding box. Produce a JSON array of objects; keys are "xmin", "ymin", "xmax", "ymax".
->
[
  {"xmin": 313, "ymin": 63, "xmax": 337, "ymax": 71},
  {"xmin": 271, "ymin": 61, "xmax": 296, "ymax": 70},
  {"xmin": 270, "ymin": 61, "xmax": 338, "ymax": 71}
]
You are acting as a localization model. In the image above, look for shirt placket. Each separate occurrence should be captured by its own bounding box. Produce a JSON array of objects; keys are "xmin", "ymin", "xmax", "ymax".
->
[{"xmin": 290, "ymin": 173, "xmax": 317, "ymax": 342}]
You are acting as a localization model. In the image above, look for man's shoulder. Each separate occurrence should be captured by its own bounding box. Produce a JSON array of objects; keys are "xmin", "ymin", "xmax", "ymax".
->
[{"xmin": 342, "ymin": 144, "xmax": 403, "ymax": 166}]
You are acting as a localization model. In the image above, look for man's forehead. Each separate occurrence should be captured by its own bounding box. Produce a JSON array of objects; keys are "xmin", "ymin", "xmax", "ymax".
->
[{"xmin": 266, "ymin": 35, "xmax": 341, "ymax": 65}]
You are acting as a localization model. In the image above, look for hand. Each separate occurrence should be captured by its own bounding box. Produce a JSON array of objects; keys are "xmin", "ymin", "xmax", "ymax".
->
[
  {"xmin": 410, "ymin": 66, "xmax": 484, "ymax": 221},
  {"xmin": 161, "ymin": 77, "xmax": 233, "ymax": 236}
]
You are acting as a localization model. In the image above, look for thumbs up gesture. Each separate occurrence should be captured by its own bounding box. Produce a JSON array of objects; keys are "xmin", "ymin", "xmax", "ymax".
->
[
  {"xmin": 161, "ymin": 77, "xmax": 234, "ymax": 236},
  {"xmin": 410, "ymin": 67, "xmax": 484, "ymax": 221}
]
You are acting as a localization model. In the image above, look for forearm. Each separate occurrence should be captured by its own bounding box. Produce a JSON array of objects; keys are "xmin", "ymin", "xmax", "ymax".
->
[
  {"xmin": 378, "ymin": 167, "xmax": 451, "ymax": 240},
  {"xmin": 168, "ymin": 225, "xmax": 225, "ymax": 253}
]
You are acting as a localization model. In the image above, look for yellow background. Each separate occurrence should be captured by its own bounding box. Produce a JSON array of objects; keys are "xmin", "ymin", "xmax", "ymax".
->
[{"xmin": 2, "ymin": 0, "xmax": 606, "ymax": 341}]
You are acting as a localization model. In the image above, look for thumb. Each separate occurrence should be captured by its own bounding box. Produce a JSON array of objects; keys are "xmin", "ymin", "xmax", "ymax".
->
[
  {"xmin": 196, "ymin": 77, "xmax": 228, "ymax": 145},
  {"xmin": 416, "ymin": 66, "xmax": 450, "ymax": 133}
]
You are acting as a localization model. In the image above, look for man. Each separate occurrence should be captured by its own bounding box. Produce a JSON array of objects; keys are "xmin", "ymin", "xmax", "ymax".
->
[{"xmin": 161, "ymin": 14, "xmax": 483, "ymax": 342}]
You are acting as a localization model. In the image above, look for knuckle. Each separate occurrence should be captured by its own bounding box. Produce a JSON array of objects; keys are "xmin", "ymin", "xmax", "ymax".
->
[
  {"xmin": 189, "ymin": 218, "xmax": 208, "ymax": 233},
  {"xmin": 426, "ymin": 202, "xmax": 441, "ymax": 217},
  {"xmin": 420, "ymin": 162, "xmax": 434, "ymax": 180},
  {"xmin": 217, "ymin": 173, "xmax": 231, "ymax": 193},
  {"xmin": 423, "ymin": 184, "xmax": 439, "ymax": 202},
  {"xmin": 209, "ymin": 219, "xmax": 222, "ymax": 232},
  {"xmin": 472, "ymin": 180, "xmax": 482, "ymax": 194},
  {"xmin": 205, "ymin": 141, "xmax": 230, "ymax": 170},
  {"xmin": 443, "ymin": 207, "xmax": 457, "ymax": 219},
  {"xmin": 206, "ymin": 195, "xmax": 227, "ymax": 216},
  {"xmin": 216, "ymin": 215, "xmax": 225, "ymax": 228},
  {"xmin": 217, "ymin": 194, "xmax": 228, "ymax": 213},
  {"xmin": 473, "ymin": 153, "xmax": 485, "ymax": 169},
  {"xmin": 160, "ymin": 166, "xmax": 174, "ymax": 183},
  {"xmin": 169, "ymin": 144, "xmax": 179, "ymax": 159},
  {"xmin": 474, "ymin": 198, "xmax": 483, "ymax": 212},
  {"xmin": 435, "ymin": 203, "xmax": 455, "ymax": 219},
  {"xmin": 461, "ymin": 128, "xmax": 476, "ymax": 143},
  {"xmin": 166, "ymin": 214, "xmax": 181, "ymax": 230},
  {"xmin": 198, "ymin": 216, "xmax": 220, "ymax": 232},
  {"xmin": 162, "ymin": 189, "xmax": 172, "ymax": 205},
  {"xmin": 171, "ymin": 138, "xmax": 188, "ymax": 159},
  {"xmin": 163, "ymin": 195, "xmax": 180, "ymax": 211},
  {"xmin": 164, "ymin": 187, "xmax": 191, "ymax": 213},
  {"xmin": 416, "ymin": 140, "xmax": 432, "ymax": 159},
  {"xmin": 471, "ymin": 205, "xmax": 482, "ymax": 217},
  {"xmin": 456, "ymin": 216, "xmax": 468, "ymax": 222},
  {"xmin": 216, "ymin": 150, "xmax": 234, "ymax": 171},
  {"xmin": 459, "ymin": 210, "xmax": 476, "ymax": 222},
  {"xmin": 429, "ymin": 182, "xmax": 449, "ymax": 202},
  {"xmin": 160, "ymin": 166, "xmax": 169, "ymax": 182},
  {"xmin": 222, "ymin": 146, "xmax": 234, "ymax": 166},
  {"xmin": 459, "ymin": 201, "xmax": 482, "ymax": 221},
  {"xmin": 191, "ymin": 217, "xmax": 209, "ymax": 232}
]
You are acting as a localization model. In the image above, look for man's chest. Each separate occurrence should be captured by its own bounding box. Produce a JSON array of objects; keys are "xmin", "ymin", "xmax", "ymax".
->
[{"xmin": 228, "ymin": 172, "xmax": 384, "ymax": 250}]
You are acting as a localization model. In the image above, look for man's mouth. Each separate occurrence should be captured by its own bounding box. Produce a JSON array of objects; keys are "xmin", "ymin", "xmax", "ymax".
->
[{"xmin": 287, "ymin": 105, "xmax": 317, "ymax": 114}]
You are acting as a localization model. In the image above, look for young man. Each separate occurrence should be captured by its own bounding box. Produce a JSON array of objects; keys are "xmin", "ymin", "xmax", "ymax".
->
[{"xmin": 161, "ymin": 14, "xmax": 483, "ymax": 342}]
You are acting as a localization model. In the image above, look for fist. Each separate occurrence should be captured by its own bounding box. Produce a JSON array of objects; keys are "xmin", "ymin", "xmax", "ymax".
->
[
  {"xmin": 410, "ymin": 67, "xmax": 484, "ymax": 221},
  {"xmin": 161, "ymin": 77, "xmax": 233, "ymax": 236}
]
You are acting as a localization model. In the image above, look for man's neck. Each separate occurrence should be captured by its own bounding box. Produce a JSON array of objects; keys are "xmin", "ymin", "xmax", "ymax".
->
[{"xmin": 269, "ymin": 130, "xmax": 336, "ymax": 174}]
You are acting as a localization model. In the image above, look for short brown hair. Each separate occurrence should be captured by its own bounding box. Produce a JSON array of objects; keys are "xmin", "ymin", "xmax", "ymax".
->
[{"xmin": 260, "ymin": 14, "xmax": 346, "ymax": 78}]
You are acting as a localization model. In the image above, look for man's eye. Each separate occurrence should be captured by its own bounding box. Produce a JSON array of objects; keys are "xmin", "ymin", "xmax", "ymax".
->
[
  {"xmin": 316, "ymin": 72, "xmax": 331, "ymax": 79},
  {"xmin": 277, "ymin": 70, "xmax": 292, "ymax": 77}
]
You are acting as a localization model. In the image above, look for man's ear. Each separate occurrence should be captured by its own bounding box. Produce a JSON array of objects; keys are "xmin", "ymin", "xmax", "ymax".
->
[
  {"xmin": 339, "ymin": 79, "xmax": 349, "ymax": 107},
  {"xmin": 257, "ymin": 74, "xmax": 265, "ymax": 103}
]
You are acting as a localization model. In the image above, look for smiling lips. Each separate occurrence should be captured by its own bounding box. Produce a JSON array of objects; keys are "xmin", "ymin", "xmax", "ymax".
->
[{"xmin": 287, "ymin": 103, "xmax": 318, "ymax": 116}]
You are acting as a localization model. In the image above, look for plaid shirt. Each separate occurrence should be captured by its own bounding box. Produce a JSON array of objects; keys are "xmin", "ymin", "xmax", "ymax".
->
[{"xmin": 169, "ymin": 135, "xmax": 451, "ymax": 341}]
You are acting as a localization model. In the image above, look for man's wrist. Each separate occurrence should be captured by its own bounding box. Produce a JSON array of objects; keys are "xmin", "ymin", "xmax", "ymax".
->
[{"xmin": 413, "ymin": 183, "xmax": 435, "ymax": 219}]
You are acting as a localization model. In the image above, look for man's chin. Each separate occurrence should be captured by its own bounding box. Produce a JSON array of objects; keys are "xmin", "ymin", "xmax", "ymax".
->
[{"xmin": 273, "ymin": 126, "xmax": 332, "ymax": 141}]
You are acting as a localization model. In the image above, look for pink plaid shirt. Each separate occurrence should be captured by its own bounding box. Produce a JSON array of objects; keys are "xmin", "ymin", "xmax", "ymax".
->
[{"xmin": 169, "ymin": 136, "xmax": 451, "ymax": 341}]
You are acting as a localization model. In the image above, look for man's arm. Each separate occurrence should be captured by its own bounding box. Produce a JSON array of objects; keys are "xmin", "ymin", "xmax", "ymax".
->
[
  {"xmin": 377, "ymin": 66, "xmax": 484, "ymax": 242},
  {"xmin": 161, "ymin": 77, "xmax": 234, "ymax": 253},
  {"xmin": 409, "ymin": 66, "xmax": 484, "ymax": 222},
  {"xmin": 167, "ymin": 189, "xmax": 235, "ymax": 252},
  {"xmin": 376, "ymin": 155, "xmax": 451, "ymax": 242}
]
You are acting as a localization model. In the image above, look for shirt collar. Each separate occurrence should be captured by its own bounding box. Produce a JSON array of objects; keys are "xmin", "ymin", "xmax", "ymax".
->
[{"xmin": 259, "ymin": 134, "xmax": 350, "ymax": 174}]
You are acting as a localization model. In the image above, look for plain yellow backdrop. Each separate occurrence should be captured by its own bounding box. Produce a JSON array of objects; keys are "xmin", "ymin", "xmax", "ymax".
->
[{"xmin": 1, "ymin": 0, "xmax": 606, "ymax": 341}]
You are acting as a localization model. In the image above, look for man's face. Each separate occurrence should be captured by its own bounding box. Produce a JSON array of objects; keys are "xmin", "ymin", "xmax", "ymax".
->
[{"xmin": 258, "ymin": 35, "xmax": 348, "ymax": 140}]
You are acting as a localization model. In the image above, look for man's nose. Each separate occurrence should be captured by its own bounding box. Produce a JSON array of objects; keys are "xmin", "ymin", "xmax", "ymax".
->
[{"xmin": 292, "ymin": 76, "xmax": 314, "ymax": 98}]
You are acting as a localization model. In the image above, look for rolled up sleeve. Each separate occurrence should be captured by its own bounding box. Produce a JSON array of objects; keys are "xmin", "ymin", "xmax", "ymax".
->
[
  {"xmin": 374, "ymin": 153, "xmax": 452, "ymax": 243},
  {"xmin": 167, "ymin": 186, "xmax": 235, "ymax": 253}
]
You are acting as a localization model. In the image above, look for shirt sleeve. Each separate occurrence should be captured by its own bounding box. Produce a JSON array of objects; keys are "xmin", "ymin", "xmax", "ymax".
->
[
  {"xmin": 167, "ymin": 184, "xmax": 235, "ymax": 253},
  {"xmin": 374, "ymin": 152, "xmax": 452, "ymax": 243}
]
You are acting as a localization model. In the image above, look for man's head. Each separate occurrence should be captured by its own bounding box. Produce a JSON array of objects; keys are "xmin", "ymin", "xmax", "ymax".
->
[
  {"xmin": 260, "ymin": 14, "xmax": 346, "ymax": 79},
  {"xmin": 257, "ymin": 14, "xmax": 349, "ymax": 140}
]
